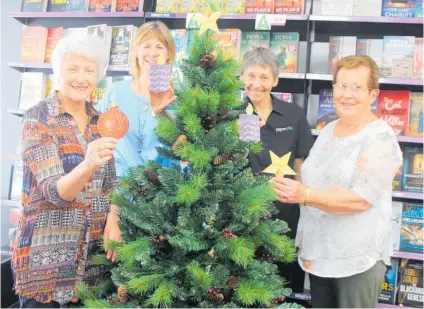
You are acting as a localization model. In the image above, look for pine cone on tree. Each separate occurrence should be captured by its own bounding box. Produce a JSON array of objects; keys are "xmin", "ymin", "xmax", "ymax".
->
[
  {"xmin": 213, "ymin": 154, "xmax": 231, "ymax": 166},
  {"xmin": 201, "ymin": 116, "xmax": 216, "ymax": 130},
  {"xmin": 144, "ymin": 168, "xmax": 160, "ymax": 185},
  {"xmin": 171, "ymin": 135, "xmax": 187, "ymax": 151},
  {"xmin": 227, "ymin": 275, "xmax": 237, "ymax": 290},
  {"xmin": 117, "ymin": 285, "xmax": 128, "ymax": 303},
  {"xmin": 200, "ymin": 52, "xmax": 216, "ymax": 70}
]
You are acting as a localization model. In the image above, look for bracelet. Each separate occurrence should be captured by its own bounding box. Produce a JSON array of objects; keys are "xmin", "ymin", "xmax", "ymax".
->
[
  {"xmin": 109, "ymin": 209, "xmax": 120, "ymax": 217},
  {"xmin": 302, "ymin": 187, "xmax": 310, "ymax": 207}
]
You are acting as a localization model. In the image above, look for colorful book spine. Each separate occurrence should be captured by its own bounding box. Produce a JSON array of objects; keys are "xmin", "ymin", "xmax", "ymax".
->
[
  {"xmin": 316, "ymin": 89, "xmax": 337, "ymax": 131},
  {"xmin": 377, "ymin": 90, "xmax": 411, "ymax": 136},
  {"xmin": 270, "ymin": 32, "xmax": 299, "ymax": 74},
  {"xmin": 402, "ymin": 147, "xmax": 424, "ymax": 194},
  {"xmin": 381, "ymin": 36, "xmax": 415, "ymax": 79}
]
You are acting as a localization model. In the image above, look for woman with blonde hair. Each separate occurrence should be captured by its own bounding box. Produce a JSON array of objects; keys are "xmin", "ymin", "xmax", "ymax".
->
[{"xmin": 97, "ymin": 21, "xmax": 177, "ymax": 177}]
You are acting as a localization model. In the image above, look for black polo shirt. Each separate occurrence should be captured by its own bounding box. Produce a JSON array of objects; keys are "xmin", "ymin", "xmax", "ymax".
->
[{"xmin": 247, "ymin": 94, "xmax": 315, "ymax": 176}]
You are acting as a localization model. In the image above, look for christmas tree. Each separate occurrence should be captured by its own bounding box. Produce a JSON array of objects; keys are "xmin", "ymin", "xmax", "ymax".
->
[{"xmin": 77, "ymin": 12, "xmax": 298, "ymax": 309}]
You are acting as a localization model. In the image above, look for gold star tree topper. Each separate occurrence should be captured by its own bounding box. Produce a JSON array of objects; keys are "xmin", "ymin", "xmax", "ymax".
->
[
  {"xmin": 263, "ymin": 151, "xmax": 296, "ymax": 178},
  {"xmin": 195, "ymin": 5, "xmax": 222, "ymax": 35}
]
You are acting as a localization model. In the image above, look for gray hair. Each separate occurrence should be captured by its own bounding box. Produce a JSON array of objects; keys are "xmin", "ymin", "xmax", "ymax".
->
[
  {"xmin": 241, "ymin": 47, "xmax": 279, "ymax": 79},
  {"xmin": 51, "ymin": 35, "xmax": 109, "ymax": 91}
]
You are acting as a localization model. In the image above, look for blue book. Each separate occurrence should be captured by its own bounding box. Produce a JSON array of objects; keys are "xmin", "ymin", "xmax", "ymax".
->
[
  {"xmin": 382, "ymin": 0, "xmax": 423, "ymax": 18},
  {"xmin": 66, "ymin": 0, "xmax": 87, "ymax": 11},
  {"xmin": 379, "ymin": 258, "xmax": 399, "ymax": 304},
  {"xmin": 400, "ymin": 203, "xmax": 423, "ymax": 253},
  {"xmin": 316, "ymin": 89, "xmax": 337, "ymax": 131}
]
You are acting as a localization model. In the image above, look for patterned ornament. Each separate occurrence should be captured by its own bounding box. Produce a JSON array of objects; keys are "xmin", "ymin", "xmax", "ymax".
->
[
  {"xmin": 150, "ymin": 56, "xmax": 172, "ymax": 93},
  {"xmin": 97, "ymin": 104, "xmax": 129, "ymax": 139},
  {"xmin": 171, "ymin": 135, "xmax": 188, "ymax": 151},
  {"xmin": 200, "ymin": 52, "xmax": 216, "ymax": 69},
  {"xmin": 144, "ymin": 168, "xmax": 160, "ymax": 185}
]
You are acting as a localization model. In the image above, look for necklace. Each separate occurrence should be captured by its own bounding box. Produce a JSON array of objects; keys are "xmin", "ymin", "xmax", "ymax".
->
[{"xmin": 135, "ymin": 82, "xmax": 151, "ymax": 153}]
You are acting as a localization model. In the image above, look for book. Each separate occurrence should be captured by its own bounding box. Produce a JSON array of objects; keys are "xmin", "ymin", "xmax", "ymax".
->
[
  {"xmin": 44, "ymin": 27, "xmax": 64, "ymax": 63},
  {"xmin": 20, "ymin": 26, "xmax": 49, "ymax": 63},
  {"xmin": 392, "ymin": 202, "xmax": 403, "ymax": 252},
  {"xmin": 392, "ymin": 158, "xmax": 403, "ymax": 191},
  {"xmin": 382, "ymin": 0, "xmax": 423, "ymax": 18},
  {"xmin": 274, "ymin": 0, "xmax": 305, "ymax": 14},
  {"xmin": 414, "ymin": 38, "xmax": 423, "ymax": 79},
  {"xmin": 399, "ymin": 203, "xmax": 423, "ymax": 253},
  {"xmin": 402, "ymin": 147, "xmax": 424, "ymax": 194},
  {"xmin": 316, "ymin": 89, "xmax": 337, "ymax": 131},
  {"xmin": 22, "ymin": 0, "xmax": 48, "ymax": 11},
  {"xmin": 109, "ymin": 25, "xmax": 137, "ymax": 66},
  {"xmin": 66, "ymin": 0, "xmax": 88, "ymax": 11},
  {"xmin": 270, "ymin": 32, "xmax": 299, "ymax": 73},
  {"xmin": 379, "ymin": 258, "xmax": 399, "ymax": 305},
  {"xmin": 408, "ymin": 92, "xmax": 424, "ymax": 137},
  {"xmin": 18, "ymin": 73, "xmax": 47, "ymax": 111},
  {"xmin": 321, "ymin": 0, "xmax": 353, "ymax": 16},
  {"xmin": 377, "ymin": 90, "xmax": 411, "ymax": 136},
  {"xmin": 355, "ymin": 39, "xmax": 383, "ymax": 69},
  {"xmin": 89, "ymin": 77, "xmax": 112, "ymax": 105},
  {"xmin": 88, "ymin": 0, "xmax": 114, "ymax": 11},
  {"xmin": 381, "ymin": 36, "xmax": 415, "ymax": 79},
  {"xmin": 240, "ymin": 31, "xmax": 271, "ymax": 63},
  {"xmin": 213, "ymin": 29, "xmax": 242, "ymax": 61},
  {"xmin": 114, "ymin": 0, "xmax": 144, "ymax": 11},
  {"xmin": 397, "ymin": 259, "xmax": 424, "ymax": 308},
  {"xmin": 245, "ymin": 0, "xmax": 274, "ymax": 14},
  {"xmin": 328, "ymin": 36, "xmax": 357, "ymax": 73},
  {"xmin": 221, "ymin": 0, "xmax": 245, "ymax": 14},
  {"xmin": 87, "ymin": 24, "xmax": 113, "ymax": 62},
  {"xmin": 353, "ymin": 0, "xmax": 382, "ymax": 16},
  {"xmin": 169, "ymin": 29, "xmax": 187, "ymax": 88},
  {"xmin": 47, "ymin": 0, "xmax": 67, "ymax": 11}
]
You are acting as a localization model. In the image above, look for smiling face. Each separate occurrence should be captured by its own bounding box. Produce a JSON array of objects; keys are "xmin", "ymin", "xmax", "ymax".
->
[
  {"xmin": 241, "ymin": 64, "xmax": 278, "ymax": 104},
  {"xmin": 333, "ymin": 66, "xmax": 379, "ymax": 119},
  {"xmin": 59, "ymin": 52, "xmax": 98, "ymax": 103},
  {"xmin": 137, "ymin": 38, "xmax": 169, "ymax": 72}
]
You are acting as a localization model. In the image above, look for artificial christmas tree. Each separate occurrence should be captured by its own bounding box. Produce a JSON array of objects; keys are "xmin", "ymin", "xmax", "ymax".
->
[{"xmin": 77, "ymin": 9, "xmax": 298, "ymax": 308}]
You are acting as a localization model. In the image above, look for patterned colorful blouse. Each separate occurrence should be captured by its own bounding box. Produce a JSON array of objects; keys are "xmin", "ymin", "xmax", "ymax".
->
[{"xmin": 12, "ymin": 95, "xmax": 116, "ymax": 305}]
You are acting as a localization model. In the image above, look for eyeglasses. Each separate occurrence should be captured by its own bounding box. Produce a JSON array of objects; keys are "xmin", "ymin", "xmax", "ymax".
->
[{"xmin": 333, "ymin": 83, "xmax": 373, "ymax": 93}]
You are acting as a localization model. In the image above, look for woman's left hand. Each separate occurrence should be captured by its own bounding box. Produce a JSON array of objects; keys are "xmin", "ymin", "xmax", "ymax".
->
[
  {"xmin": 104, "ymin": 213, "xmax": 122, "ymax": 262},
  {"xmin": 272, "ymin": 177, "xmax": 307, "ymax": 204},
  {"xmin": 150, "ymin": 79, "xmax": 177, "ymax": 115}
]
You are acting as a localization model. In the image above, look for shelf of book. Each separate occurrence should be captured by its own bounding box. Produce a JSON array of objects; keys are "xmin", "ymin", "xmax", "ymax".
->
[
  {"xmin": 9, "ymin": 62, "xmax": 130, "ymax": 73},
  {"xmin": 306, "ymin": 74, "xmax": 423, "ymax": 86},
  {"xmin": 392, "ymin": 251, "xmax": 424, "ymax": 261},
  {"xmin": 8, "ymin": 11, "xmax": 144, "ymax": 23},
  {"xmin": 376, "ymin": 303, "xmax": 414, "ymax": 308},
  {"xmin": 309, "ymin": 15, "xmax": 423, "ymax": 25},
  {"xmin": 144, "ymin": 12, "xmax": 309, "ymax": 21},
  {"xmin": 392, "ymin": 191, "xmax": 424, "ymax": 201}
]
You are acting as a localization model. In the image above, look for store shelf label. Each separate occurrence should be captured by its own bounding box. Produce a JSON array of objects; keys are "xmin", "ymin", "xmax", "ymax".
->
[{"xmin": 255, "ymin": 14, "xmax": 287, "ymax": 30}]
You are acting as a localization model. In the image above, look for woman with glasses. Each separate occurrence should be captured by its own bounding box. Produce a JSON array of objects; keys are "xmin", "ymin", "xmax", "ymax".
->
[{"xmin": 271, "ymin": 55, "xmax": 402, "ymax": 308}]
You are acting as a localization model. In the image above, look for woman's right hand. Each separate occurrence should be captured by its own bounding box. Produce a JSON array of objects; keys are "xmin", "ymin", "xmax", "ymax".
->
[{"xmin": 83, "ymin": 137, "xmax": 118, "ymax": 172}]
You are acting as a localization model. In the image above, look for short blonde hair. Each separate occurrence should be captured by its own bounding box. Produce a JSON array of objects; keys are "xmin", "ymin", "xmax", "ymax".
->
[
  {"xmin": 333, "ymin": 55, "xmax": 380, "ymax": 90},
  {"xmin": 129, "ymin": 21, "xmax": 176, "ymax": 79}
]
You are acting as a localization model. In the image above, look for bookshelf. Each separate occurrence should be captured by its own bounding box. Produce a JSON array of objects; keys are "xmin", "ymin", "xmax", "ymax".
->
[
  {"xmin": 306, "ymin": 73, "xmax": 423, "ymax": 86},
  {"xmin": 309, "ymin": 15, "xmax": 423, "ymax": 25},
  {"xmin": 8, "ymin": 11, "xmax": 145, "ymax": 22}
]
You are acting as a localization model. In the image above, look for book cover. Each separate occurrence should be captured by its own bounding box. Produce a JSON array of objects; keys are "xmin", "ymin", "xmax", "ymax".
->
[
  {"xmin": 397, "ymin": 259, "xmax": 424, "ymax": 307},
  {"xmin": 183, "ymin": 0, "xmax": 208, "ymax": 13},
  {"xmin": 402, "ymin": 147, "xmax": 424, "ymax": 194},
  {"xmin": 44, "ymin": 27, "xmax": 64, "ymax": 63},
  {"xmin": 87, "ymin": 24, "xmax": 113, "ymax": 62},
  {"xmin": 22, "ymin": 0, "xmax": 48, "ymax": 11},
  {"xmin": 392, "ymin": 158, "xmax": 403, "ymax": 191},
  {"xmin": 392, "ymin": 202, "xmax": 403, "ymax": 252},
  {"xmin": 88, "ymin": 0, "xmax": 113, "ymax": 11},
  {"xmin": 66, "ymin": 0, "xmax": 87, "ymax": 11},
  {"xmin": 379, "ymin": 258, "xmax": 399, "ymax": 304},
  {"xmin": 89, "ymin": 77, "xmax": 112, "ymax": 105},
  {"xmin": 414, "ymin": 37, "xmax": 423, "ymax": 79},
  {"xmin": 274, "ymin": 0, "xmax": 305, "ymax": 14},
  {"xmin": 399, "ymin": 203, "xmax": 423, "ymax": 253},
  {"xmin": 328, "ymin": 36, "xmax": 357, "ymax": 73},
  {"xmin": 47, "ymin": 0, "xmax": 68, "ymax": 11},
  {"xmin": 316, "ymin": 89, "xmax": 337, "ymax": 131},
  {"xmin": 213, "ymin": 29, "xmax": 242, "ymax": 61},
  {"xmin": 382, "ymin": 0, "xmax": 423, "ymax": 18},
  {"xmin": 169, "ymin": 29, "xmax": 187, "ymax": 87},
  {"xmin": 321, "ymin": 0, "xmax": 354, "ymax": 16},
  {"xmin": 240, "ymin": 31, "xmax": 271, "ymax": 63},
  {"xmin": 18, "ymin": 72, "xmax": 47, "ymax": 111},
  {"xmin": 270, "ymin": 32, "xmax": 299, "ymax": 74},
  {"xmin": 356, "ymin": 38, "xmax": 383, "ymax": 69},
  {"xmin": 408, "ymin": 92, "xmax": 424, "ymax": 137},
  {"xmin": 115, "ymin": 0, "xmax": 143, "ymax": 11},
  {"xmin": 381, "ymin": 36, "xmax": 415, "ymax": 78},
  {"xmin": 109, "ymin": 25, "xmax": 137, "ymax": 66},
  {"xmin": 377, "ymin": 90, "xmax": 411, "ymax": 136},
  {"xmin": 221, "ymin": 0, "xmax": 245, "ymax": 14},
  {"xmin": 353, "ymin": 0, "xmax": 382, "ymax": 16},
  {"xmin": 245, "ymin": 0, "xmax": 274, "ymax": 14},
  {"xmin": 20, "ymin": 26, "xmax": 49, "ymax": 63}
]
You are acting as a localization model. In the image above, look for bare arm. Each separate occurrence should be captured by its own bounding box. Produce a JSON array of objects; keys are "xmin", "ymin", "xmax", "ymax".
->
[{"xmin": 294, "ymin": 158, "xmax": 303, "ymax": 182}]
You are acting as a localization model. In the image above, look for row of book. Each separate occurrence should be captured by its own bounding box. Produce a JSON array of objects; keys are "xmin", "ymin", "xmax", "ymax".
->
[
  {"xmin": 329, "ymin": 36, "xmax": 423, "ymax": 79},
  {"xmin": 379, "ymin": 258, "xmax": 423, "ymax": 307},
  {"xmin": 316, "ymin": 90, "xmax": 424, "ymax": 138},
  {"xmin": 22, "ymin": 0, "xmax": 144, "ymax": 12}
]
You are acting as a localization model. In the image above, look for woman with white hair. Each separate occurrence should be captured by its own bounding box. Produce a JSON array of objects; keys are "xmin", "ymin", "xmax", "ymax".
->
[{"xmin": 11, "ymin": 35, "xmax": 122, "ymax": 308}]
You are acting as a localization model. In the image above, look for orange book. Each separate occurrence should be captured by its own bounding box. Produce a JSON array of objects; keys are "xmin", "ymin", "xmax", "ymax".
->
[
  {"xmin": 20, "ymin": 26, "xmax": 48, "ymax": 63},
  {"xmin": 44, "ymin": 27, "xmax": 64, "ymax": 63},
  {"xmin": 213, "ymin": 29, "xmax": 242, "ymax": 61},
  {"xmin": 245, "ymin": 0, "xmax": 274, "ymax": 14}
]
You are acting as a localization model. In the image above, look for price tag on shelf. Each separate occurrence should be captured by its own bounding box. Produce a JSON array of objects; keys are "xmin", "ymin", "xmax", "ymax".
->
[
  {"xmin": 255, "ymin": 14, "xmax": 287, "ymax": 30},
  {"xmin": 186, "ymin": 13, "xmax": 201, "ymax": 29}
]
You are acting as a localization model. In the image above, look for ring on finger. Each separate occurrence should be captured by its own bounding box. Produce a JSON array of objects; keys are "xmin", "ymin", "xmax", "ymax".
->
[{"xmin": 284, "ymin": 193, "xmax": 288, "ymax": 198}]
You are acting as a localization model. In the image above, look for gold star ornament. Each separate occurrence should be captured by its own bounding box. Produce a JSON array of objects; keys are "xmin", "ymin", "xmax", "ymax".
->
[
  {"xmin": 195, "ymin": 6, "xmax": 222, "ymax": 35},
  {"xmin": 263, "ymin": 151, "xmax": 296, "ymax": 177}
]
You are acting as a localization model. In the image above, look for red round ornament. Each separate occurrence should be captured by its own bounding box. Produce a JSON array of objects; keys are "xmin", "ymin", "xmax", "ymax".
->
[{"xmin": 97, "ymin": 104, "xmax": 129, "ymax": 139}]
